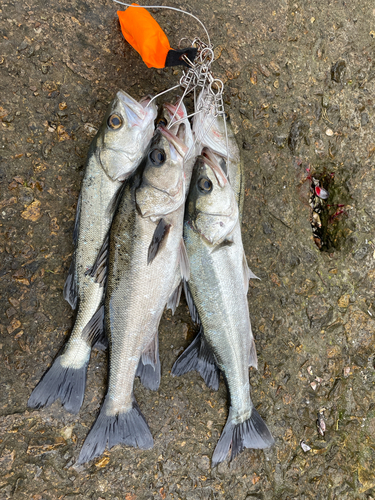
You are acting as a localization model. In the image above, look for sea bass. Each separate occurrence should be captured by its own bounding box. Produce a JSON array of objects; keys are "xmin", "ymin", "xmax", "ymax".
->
[
  {"xmin": 28, "ymin": 91, "xmax": 157, "ymax": 414},
  {"xmin": 77, "ymin": 123, "xmax": 192, "ymax": 463},
  {"xmin": 172, "ymin": 155, "xmax": 274, "ymax": 466}
]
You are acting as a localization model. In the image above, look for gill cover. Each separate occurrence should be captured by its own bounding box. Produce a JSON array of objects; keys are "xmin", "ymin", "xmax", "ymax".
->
[{"xmin": 98, "ymin": 90, "xmax": 157, "ymax": 182}]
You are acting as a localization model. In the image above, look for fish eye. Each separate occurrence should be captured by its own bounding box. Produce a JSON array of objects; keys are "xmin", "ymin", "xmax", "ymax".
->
[
  {"xmin": 149, "ymin": 148, "xmax": 166, "ymax": 166},
  {"xmin": 157, "ymin": 118, "xmax": 168, "ymax": 127},
  {"xmin": 108, "ymin": 114, "xmax": 123, "ymax": 129},
  {"xmin": 198, "ymin": 177, "xmax": 213, "ymax": 194}
]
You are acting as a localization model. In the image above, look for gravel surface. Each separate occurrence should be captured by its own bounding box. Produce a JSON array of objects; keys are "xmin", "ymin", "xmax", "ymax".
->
[{"xmin": 1, "ymin": 0, "xmax": 375, "ymax": 498}]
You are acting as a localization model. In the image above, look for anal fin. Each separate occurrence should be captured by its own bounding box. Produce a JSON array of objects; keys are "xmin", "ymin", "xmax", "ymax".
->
[
  {"xmin": 183, "ymin": 280, "xmax": 200, "ymax": 325},
  {"xmin": 136, "ymin": 334, "xmax": 161, "ymax": 390},
  {"xmin": 167, "ymin": 281, "xmax": 182, "ymax": 315},
  {"xmin": 172, "ymin": 327, "xmax": 220, "ymax": 391}
]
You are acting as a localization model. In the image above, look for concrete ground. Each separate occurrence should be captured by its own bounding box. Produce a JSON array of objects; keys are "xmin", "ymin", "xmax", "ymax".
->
[{"xmin": 1, "ymin": 0, "xmax": 375, "ymax": 498}]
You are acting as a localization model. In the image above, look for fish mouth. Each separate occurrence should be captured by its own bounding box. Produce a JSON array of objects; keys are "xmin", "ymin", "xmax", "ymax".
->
[
  {"xmin": 163, "ymin": 99, "xmax": 186, "ymax": 123},
  {"xmin": 159, "ymin": 124, "xmax": 188, "ymax": 157},
  {"xmin": 116, "ymin": 90, "xmax": 147, "ymax": 120},
  {"xmin": 139, "ymin": 94, "xmax": 153, "ymax": 108},
  {"xmin": 200, "ymin": 149, "xmax": 228, "ymax": 187}
]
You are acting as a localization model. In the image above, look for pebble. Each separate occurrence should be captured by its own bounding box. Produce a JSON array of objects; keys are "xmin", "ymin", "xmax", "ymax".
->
[
  {"xmin": 259, "ymin": 63, "xmax": 271, "ymax": 78},
  {"xmin": 325, "ymin": 128, "xmax": 334, "ymax": 136},
  {"xmin": 361, "ymin": 112, "xmax": 369, "ymax": 126}
]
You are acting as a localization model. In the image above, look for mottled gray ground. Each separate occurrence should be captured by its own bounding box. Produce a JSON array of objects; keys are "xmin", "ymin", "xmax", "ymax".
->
[{"xmin": 1, "ymin": 0, "xmax": 375, "ymax": 498}]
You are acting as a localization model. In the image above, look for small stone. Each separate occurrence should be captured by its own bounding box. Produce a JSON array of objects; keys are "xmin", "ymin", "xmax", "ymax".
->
[
  {"xmin": 325, "ymin": 128, "xmax": 334, "ymax": 136},
  {"xmin": 8, "ymin": 297, "xmax": 19, "ymax": 307},
  {"xmin": 7, "ymin": 318, "xmax": 21, "ymax": 334},
  {"xmin": 338, "ymin": 294, "xmax": 350, "ymax": 308},
  {"xmin": 300, "ymin": 440, "xmax": 311, "ymax": 452},
  {"xmin": 361, "ymin": 112, "xmax": 369, "ymax": 126},
  {"xmin": 273, "ymin": 135, "xmax": 287, "ymax": 148},
  {"xmin": 6, "ymin": 307, "xmax": 16, "ymax": 318},
  {"xmin": 259, "ymin": 63, "xmax": 271, "ymax": 77},
  {"xmin": 331, "ymin": 60, "xmax": 346, "ymax": 83},
  {"xmin": 273, "ymin": 80, "xmax": 279, "ymax": 89},
  {"xmin": 269, "ymin": 61, "xmax": 281, "ymax": 75},
  {"xmin": 343, "ymin": 367, "xmax": 351, "ymax": 377},
  {"xmin": 84, "ymin": 123, "xmax": 98, "ymax": 135},
  {"xmin": 242, "ymin": 119, "xmax": 252, "ymax": 130},
  {"xmin": 250, "ymin": 69, "xmax": 257, "ymax": 85},
  {"xmin": 310, "ymin": 381, "xmax": 317, "ymax": 391},
  {"xmin": 39, "ymin": 52, "xmax": 51, "ymax": 63},
  {"xmin": 21, "ymin": 200, "xmax": 42, "ymax": 221},
  {"xmin": 18, "ymin": 40, "xmax": 29, "ymax": 51}
]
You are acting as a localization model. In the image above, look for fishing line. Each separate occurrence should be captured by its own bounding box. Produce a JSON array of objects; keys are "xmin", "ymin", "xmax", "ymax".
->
[{"xmin": 111, "ymin": 0, "xmax": 211, "ymax": 47}]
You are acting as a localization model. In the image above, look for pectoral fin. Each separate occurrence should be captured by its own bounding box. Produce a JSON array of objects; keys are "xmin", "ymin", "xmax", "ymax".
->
[{"xmin": 147, "ymin": 218, "xmax": 171, "ymax": 265}]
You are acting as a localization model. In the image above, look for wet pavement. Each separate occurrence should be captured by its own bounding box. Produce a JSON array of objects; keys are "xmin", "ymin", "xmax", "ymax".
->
[{"xmin": 1, "ymin": 0, "xmax": 375, "ymax": 498}]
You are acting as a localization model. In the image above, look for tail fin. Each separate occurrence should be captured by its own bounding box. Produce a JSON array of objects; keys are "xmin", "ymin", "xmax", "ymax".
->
[
  {"xmin": 27, "ymin": 357, "xmax": 87, "ymax": 414},
  {"xmin": 77, "ymin": 399, "xmax": 153, "ymax": 464},
  {"xmin": 171, "ymin": 328, "xmax": 220, "ymax": 391},
  {"xmin": 212, "ymin": 407, "xmax": 274, "ymax": 467},
  {"xmin": 28, "ymin": 305, "xmax": 105, "ymax": 414}
]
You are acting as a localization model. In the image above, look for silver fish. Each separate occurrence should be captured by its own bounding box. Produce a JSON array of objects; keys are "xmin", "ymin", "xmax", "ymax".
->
[
  {"xmin": 28, "ymin": 91, "xmax": 157, "ymax": 414},
  {"xmin": 172, "ymin": 155, "xmax": 274, "ymax": 466},
  {"xmin": 77, "ymin": 123, "xmax": 192, "ymax": 463}
]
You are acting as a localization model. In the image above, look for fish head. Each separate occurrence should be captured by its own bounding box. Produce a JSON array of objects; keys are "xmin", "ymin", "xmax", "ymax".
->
[
  {"xmin": 187, "ymin": 151, "xmax": 238, "ymax": 245},
  {"xmin": 135, "ymin": 125, "xmax": 188, "ymax": 218},
  {"xmin": 97, "ymin": 91, "xmax": 157, "ymax": 182}
]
